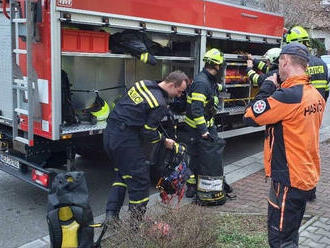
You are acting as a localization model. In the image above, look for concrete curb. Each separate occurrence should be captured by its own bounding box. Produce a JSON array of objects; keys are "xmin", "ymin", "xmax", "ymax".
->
[{"xmin": 299, "ymin": 216, "xmax": 320, "ymax": 233}]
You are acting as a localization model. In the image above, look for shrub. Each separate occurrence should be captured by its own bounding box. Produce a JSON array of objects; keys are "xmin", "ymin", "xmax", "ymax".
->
[{"xmin": 102, "ymin": 204, "xmax": 218, "ymax": 248}]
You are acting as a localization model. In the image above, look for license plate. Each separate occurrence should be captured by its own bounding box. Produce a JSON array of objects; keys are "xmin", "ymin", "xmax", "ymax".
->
[{"xmin": 0, "ymin": 154, "xmax": 20, "ymax": 169}]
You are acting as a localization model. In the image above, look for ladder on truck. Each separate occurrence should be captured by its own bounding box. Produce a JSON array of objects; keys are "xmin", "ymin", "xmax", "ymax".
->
[{"xmin": 10, "ymin": 0, "xmax": 38, "ymax": 146}]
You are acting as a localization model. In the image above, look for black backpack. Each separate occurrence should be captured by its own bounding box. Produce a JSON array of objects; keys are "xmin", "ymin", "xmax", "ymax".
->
[{"xmin": 47, "ymin": 171, "xmax": 95, "ymax": 248}]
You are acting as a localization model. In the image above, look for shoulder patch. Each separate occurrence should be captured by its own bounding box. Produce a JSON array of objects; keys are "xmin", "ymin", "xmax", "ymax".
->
[{"xmin": 253, "ymin": 100, "xmax": 267, "ymax": 114}]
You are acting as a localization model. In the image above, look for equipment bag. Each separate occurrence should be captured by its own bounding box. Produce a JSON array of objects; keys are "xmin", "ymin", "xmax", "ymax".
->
[
  {"xmin": 47, "ymin": 171, "xmax": 95, "ymax": 248},
  {"xmin": 196, "ymin": 137, "xmax": 227, "ymax": 205},
  {"xmin": 110, "ymin": 30, "xmax": 161, "ymax": 65},
  {"xmin": 61, "ymin": 70, "xmax": 79, "ymax": 126}
]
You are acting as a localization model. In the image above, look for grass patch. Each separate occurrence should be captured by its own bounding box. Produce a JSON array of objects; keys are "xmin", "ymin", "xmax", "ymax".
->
[{"xmin": 215, "ymin": 213, "xmax": 268, "ymax": 248}]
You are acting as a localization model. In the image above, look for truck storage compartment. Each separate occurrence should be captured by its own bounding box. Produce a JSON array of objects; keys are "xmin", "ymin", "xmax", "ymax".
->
[{"xmin": 61, "ymin": 29, "xmax": 110, "ymax": 53}]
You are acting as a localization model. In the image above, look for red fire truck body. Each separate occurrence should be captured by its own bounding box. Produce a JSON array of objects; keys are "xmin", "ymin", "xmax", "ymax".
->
[{"xmin": 0, "ymin": 0, "xmax": 284, "ymax": 190}]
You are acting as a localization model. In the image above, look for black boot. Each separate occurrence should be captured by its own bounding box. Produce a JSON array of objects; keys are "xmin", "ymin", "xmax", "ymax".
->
[
  {"xmin": 104, "ymin": 211, "xmax": 120, "ymax": 229},
  {"xmin": 129, "ymin": 203, "xmax": 147, "ymax": 230},
  {"xmin": 223, "ymin": 178, "xmax": 233, "ymax": 193},
  {"xmin": 185, "ymin": 183, "xmax": 196, "ymax": 198}
]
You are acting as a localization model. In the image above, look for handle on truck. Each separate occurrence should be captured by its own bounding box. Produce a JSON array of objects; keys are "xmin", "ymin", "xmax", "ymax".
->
[{"xmin": 2, "ymin": 0, "xmax": 10, "ymax": 19}]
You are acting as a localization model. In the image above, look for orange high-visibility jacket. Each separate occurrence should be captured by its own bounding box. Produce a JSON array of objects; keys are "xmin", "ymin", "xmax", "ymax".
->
[{"xmin": 244, "ymin": 75, "xmax": 325, "ymax": 190}]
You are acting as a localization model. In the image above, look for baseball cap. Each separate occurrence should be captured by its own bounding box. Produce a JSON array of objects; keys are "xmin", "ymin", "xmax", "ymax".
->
[{"xmin": 280, "ymin": 42, "xmax": 310, "ymax": 62}]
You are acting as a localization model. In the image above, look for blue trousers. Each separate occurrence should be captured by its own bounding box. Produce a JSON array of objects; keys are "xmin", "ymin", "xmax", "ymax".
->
[{"xmin": 103, "ymin": 121, "xmax": 150, "ymax": 216}]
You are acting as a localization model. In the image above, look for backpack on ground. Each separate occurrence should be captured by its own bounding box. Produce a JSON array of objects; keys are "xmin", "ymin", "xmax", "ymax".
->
[{"xmin": 47, "ymin": 171, "xmax": 97, "ymax": 248}]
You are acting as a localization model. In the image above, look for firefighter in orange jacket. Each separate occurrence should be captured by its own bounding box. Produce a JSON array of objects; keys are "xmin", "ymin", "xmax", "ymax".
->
[{"xmin": 243, "ymin": 42, "xmax": 325, "ymax": 247}]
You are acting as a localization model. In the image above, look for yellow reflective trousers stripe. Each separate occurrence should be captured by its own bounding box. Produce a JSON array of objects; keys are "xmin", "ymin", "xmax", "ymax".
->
[
  {"xmin": 112, "ymin": 182, "xmax": 127, "ymax": 188},
  {"xmin": 129, "ymin": 197, "xmax": 149, "ymax": 204}
]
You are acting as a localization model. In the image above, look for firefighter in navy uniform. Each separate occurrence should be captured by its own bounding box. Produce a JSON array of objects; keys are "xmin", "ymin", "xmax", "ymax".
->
[
  {"xmin": 184, "ymin": 48, "xmax": 232, "ymax": 203},
  {"xmin": 285, "ymin": 25, "xmax": 329, "ymax": 101},
  {"xmin": 103, "ymin": 71, "xmax": 188, "ymax": 224},
  {"xmin": 246, "ymin": 48, "xmax": 281, "ymax": 88}
]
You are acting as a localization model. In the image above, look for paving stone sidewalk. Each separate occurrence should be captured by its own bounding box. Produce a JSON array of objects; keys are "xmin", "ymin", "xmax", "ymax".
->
[{"xmin": 215, "ymin": 129, "xmax": 330, "ymax": 247}]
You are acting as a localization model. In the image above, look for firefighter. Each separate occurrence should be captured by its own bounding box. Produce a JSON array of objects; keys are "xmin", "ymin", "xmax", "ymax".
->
[
  {"xmin": 285, "ymin": 25, "xmax": 329, "ymax": 101},
  {"xmin": 244, "ymin": 42, "xmax": 325, "ymax": 247},
  {"xmin": 184, "ymin": 48, "xmax": 232, "ymax": 203},
  {"xmin": 246, "ymin": 47, "xmax": 281, "ymax": 87},
  {"xmin": 103, "ymin": 71, "xmax": 188, "ymax": 224}
]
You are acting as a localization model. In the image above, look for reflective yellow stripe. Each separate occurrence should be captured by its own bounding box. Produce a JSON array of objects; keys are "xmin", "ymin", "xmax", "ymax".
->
[
  {"xmin": 114, "ymin": 168, "xmax": 119, "ymax": 172},
  {"xmin": 140, "ymin": 53, "xmax": 148, "ymax": 63},
  {"xmin": 252, "ymin": 74, "xmax": 259, "ymax": 86},
  {"xmin": 122, "ymin": 175, "xmax": 132, "ymax": 179},
  {"xmin": 191, "ymin": 92, "xmax": 207, "ymax": 103},
  {"xmin": 151, "ymin": 132, "xmax": 162, "ymax": 143},
  {"xmin": 247, "ymin": 70, "xmax": 255, "ymax": 77},
  {"xmin": 187, "ymin": 175, "xmax": 196, "ymax": 184},
  {"xmin": 258, "ymin": 61, "xmax": 266, "ymax": 70},
  {"xmin": 217, "ymin": 84, "xmax": 223, "ymax": 92},
  {"xmin": 112, "ymin": 182, "xmax": 127, "ymax": 188},
  {"xmin": 207, "ymin": 118, "xmax": 214, "ymax": 127},
  {"xmin": 140, "ymin": 81, "xmax": 159, "ymax": 107},
  {"xmin": 143, "ymin": 53, "xmax": 149, "ymax": 63},
  {"xmin": 90, "ymin": 223, "xmax": 102, "ymax": 228},
  {"xmin": 135, "ymin": 82, "xmax": 154, "ymax": 108},
  {"xmin": 266, "ymin": 67, "xmax": 269, "ymax": 73},
  {"xmin": 194, "ymin": 116, "xmax": 206, "ymax": 125},
  {"xmin": 186, "ymin": 96, "xmax": 192, "ymax": 104},
  {"xmin": 144, "ymin": 124, "xmax": 157, "ymax": 131},
  {"xmin": 311, "ymin": 80, "xmax": 328, "ymax": 88},
  {"xmin": 199, "ymin": 194, "xmax": 225, "ymax": 201},
  {"xmin": 129, "ymin": 197, "xmax": 149, "ymax": 204},
  {"xmin": 174, "ymin": 143, "xmax": 179, "ymax": 153},
  {"xmin": 184, "ymin": 116, "xmax": 196, "ymax": 128}
]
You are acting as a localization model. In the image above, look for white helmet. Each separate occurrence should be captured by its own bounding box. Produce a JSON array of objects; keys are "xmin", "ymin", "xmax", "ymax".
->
[{"xmin": 263, "ymin": 47, "xmax": 281, "ymax": 64}]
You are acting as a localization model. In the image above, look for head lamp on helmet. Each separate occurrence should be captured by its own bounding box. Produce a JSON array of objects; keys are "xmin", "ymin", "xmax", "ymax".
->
[
  {"xmin": 285, "ymin": 26, "xmax": 310, "ymax": 48},
  {"xmin": 203, "ymin": 48, "xmax": 224, "ymax": 65}
]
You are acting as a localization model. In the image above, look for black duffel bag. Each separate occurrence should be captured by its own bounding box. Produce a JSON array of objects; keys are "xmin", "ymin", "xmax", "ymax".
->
[{"xmin": 196, "ymin": 135, "xmax": 227, "ymax": 205}]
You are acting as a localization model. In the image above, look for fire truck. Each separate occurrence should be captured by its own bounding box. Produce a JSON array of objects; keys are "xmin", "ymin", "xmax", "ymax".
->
[{"xmin": 0, "ymin": 0, "xmax": 284, "ymax": 190}]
